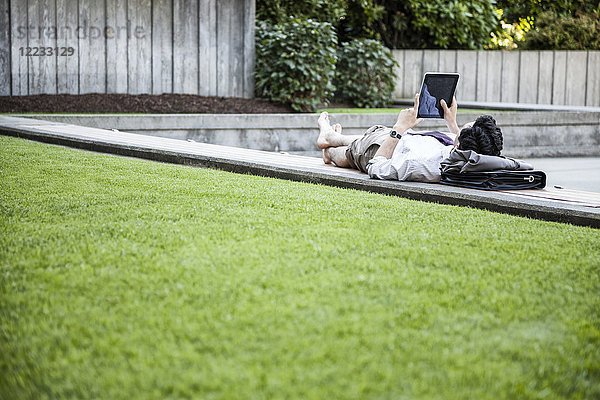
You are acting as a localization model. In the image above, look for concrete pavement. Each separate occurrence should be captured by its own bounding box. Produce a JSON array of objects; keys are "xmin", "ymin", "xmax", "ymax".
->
[{"xmin": 527, "ymin": 157, "xmax": 600, "ymax": 193}]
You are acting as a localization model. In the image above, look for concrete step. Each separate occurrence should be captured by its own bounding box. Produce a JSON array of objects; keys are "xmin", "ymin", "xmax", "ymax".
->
[
  {"xmin": 1, "ymin": 115, "xmax": 599, "ymax": 228},
  {"xmin": 8, "ymin": 111, "xmax": 600, "ymax": 158}
]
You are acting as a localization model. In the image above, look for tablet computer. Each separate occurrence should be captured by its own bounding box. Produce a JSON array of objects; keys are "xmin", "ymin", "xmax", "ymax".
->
[{"xmin": 417, "ymin": 72, "xmax": 460, "ymax": 119}]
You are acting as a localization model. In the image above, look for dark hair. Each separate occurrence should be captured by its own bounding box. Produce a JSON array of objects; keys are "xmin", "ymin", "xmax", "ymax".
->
[{"xmin": 457, "ymin": 115, "xmax": 503, "ymax": 156}]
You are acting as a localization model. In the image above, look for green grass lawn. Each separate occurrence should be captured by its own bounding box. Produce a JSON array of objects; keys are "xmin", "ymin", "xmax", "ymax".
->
[{"xmin": 1, "ymin": 135, "xmax": 599, "ymax": 399}]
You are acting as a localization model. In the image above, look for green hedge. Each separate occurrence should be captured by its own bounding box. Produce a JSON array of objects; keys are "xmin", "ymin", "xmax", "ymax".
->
[
  {"xmin": 408, "ymin": 0, "xmax": 500, "ymax": 49},
  {"xmin": 521, "ymin": 11, "xmax": 600, "ymax": 50},
  {"xmin": 255, "ymin": 22, "xmax": 399, "ymax": 111},
  {"xmin": 256, "ymin": 0, "xmax": 501, "ymax": 50},
  {"xmin": 256, "ymin": 0, "xmax": 600, "ymax": 50},
  {"xmin": 254, "ymin": 18, "xmax": 337, "ymax": 112},
  {"xmin": 335, "ymin": 39, "xmax": 397, "ymax": 108}
]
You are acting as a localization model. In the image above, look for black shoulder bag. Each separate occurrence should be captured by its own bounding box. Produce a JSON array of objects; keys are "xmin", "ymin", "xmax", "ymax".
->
[{"xmin": 440, "ymin": 170, "xmax": 546, "ymax": 190}]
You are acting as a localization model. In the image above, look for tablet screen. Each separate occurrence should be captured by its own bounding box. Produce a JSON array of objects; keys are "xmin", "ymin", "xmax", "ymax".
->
[{"xmin": 417, "ymin": 73, "xmax": 459, "ymax": 119}]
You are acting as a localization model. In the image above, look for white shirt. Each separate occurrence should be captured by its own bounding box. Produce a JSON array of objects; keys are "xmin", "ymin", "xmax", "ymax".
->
[{"xmin": 367, "ymin": 134, "xmax": 453, "ymax": 183}]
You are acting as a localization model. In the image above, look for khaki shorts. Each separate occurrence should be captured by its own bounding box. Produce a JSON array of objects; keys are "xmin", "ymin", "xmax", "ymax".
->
[{"xmin": 345, "ymin": 125, "xmax": 391, "ymax": 173}]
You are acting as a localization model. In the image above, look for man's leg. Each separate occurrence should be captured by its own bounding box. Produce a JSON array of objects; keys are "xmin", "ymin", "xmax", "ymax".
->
[
  {"xmin": 317, "ymin": 112, "xmax": 362, "ymax": 149},
  {"xmin": 323, "ymin": 146, "xmax": 351, "ymax": 167},
  {"xmin": 317, "ymin": 112, "xmax": 362, "ymax": 166}
]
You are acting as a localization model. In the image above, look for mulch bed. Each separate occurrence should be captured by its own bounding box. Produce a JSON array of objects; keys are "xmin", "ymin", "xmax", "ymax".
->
[{"xmin": 0, "ymin": 94, "xmax": 297, "ymax": 114}]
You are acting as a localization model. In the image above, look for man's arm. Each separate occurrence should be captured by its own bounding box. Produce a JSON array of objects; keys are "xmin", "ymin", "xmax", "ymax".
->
[
  {"xmin": 373, "ymin": 93, "xmax": 423, "ymax": 159},
  {"xmin": 440, "ymin": 97, "xmax": 459, "ymax": 132}
]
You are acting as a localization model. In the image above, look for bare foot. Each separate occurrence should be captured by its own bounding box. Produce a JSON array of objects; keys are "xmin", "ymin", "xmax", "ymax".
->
[
  {"xmin": 317, "ymin": 112, "xmax": 336, "ymax": 149},
  {"xmin": 322, "ymin": 148, "xmax": 332, "ymax": 164},
  {"xmin": 318, "ymin": 111, "xmax": 330, "ymax": 128}
]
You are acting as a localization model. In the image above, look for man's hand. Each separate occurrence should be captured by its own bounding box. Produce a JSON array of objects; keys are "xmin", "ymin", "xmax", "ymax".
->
[
  {"xmin": 374, "ymin": 94, "xmax": 423, "ymax": 160},
  {"xmin": 441, "ymin": 97, "xmax": 460, "ymax": 135},
  {"xmin": 393, "ymin": 93, "xmax": 423, "ymax": 134}
]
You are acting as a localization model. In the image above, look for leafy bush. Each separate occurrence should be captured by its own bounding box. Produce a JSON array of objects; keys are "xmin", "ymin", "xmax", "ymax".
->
[
  {"xmin": 494, "ymin": 0, "xmax": 600, "ymax": 50},
  {"xmin": 486, "ymin": 10, "xmax": 532, "ymax": 50},
  {"xmin": 335, "ymin": 39, "xmax": 397, "ymax": 108},
  {"xmin": 520, "ymin": 11, "xmax": 600, "ymax": 50},
  {"xmin": 256, "ymin": 0, "xmax": 384, "ymax": 43},
  {"xmin": 496, "ymin": 0, "xmax": 600, "ymax": 25},
  {"xmin": 254, "ymin": 18, "xmax": 337, "ymax": 112},
  {"xmin": 256, "ymin": 0, "xmax": 347, "ymax": 27},
  {"xmin": 257, "ymin": 0, "xmax": 502, "ymax": 49},
  {"xmin": 408, "ymin": 0, "xmax": 501, "ymax": 49}
]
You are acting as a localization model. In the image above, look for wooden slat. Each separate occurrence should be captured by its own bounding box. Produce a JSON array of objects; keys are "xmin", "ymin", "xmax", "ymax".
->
[
  {"xmin": 518, "ymin": 51, "xmax": 539, "ymax": 104},
  {"xmin": 403, "ymin": 50, "xmax": 423, "ymax": 98},
  {"xmin": 151, "ymin": 0, "xmax": 173, "ymax": 94},
  {"xmin": 552, "ymin": 51, "xmax": 567, "ymax": 105},
  {"xmin": 500, "ymin": 51, "xmax": 519, "ymax": 103},
  {"xmin": 105, "ymin": 0, "xmax": 128, "ymax": 93},
  {"xmin": 456, "ymin": 50, "xmax": 477, "ymax": 101},
  {"xmin": 78, "ymin": 0, "xmax": 106, "ymax": 93},
  {"xmin": 217, "ymin": 0, "xmax": 231, "ymax": 96},
  {"xmin": 56, "ymin": 0, "xmax": 80, "ymax": 94},
  {"xmin": 173, "ymin": 0, "xmax": 198, "ymax": 94},
  {"xmin": 586, "ymin": 51, "xmax": 600, "ymax": 107},
  {"xmin": 208, "ymin": 0, "xmax": 218, "ymax": 96},
  {"xmin": 198, "ymin": 0, "xmax": 210, "ymax": 96},
  {"xmin": 475, "ymin": 51, "xmax": 488, "ymax": 102},
  {"xmin": 422, "ymin": 50, "xmax": 439, "ymax": 74},
  {"xmin": 242, "ymin": 0, "xmax": 255, "ymax": 98},
  {"xmin": 11, "ymin": 0, "xmax": 28, "ymax": 95},
  {"xmin": 36, "ymin": 0, "xmax": 58, "ymax": 94},
  {"xmin": 127, "ymin": 0, "xmax": 152, "ymax": 94},
  {"xmin": 392, "ymin": 50, "xmax": 404, "ymax": 99},
  {"xmin": 564, "ymin": 51, "xmax": 588, "ymax": 106},
  {"xmin": 0, "ymin": 0, "xmax": 10, "ymax": 95},
  {"xmin": 25, "ymin": 0, "xmax": 36, "ymax": 93},
  {"xmin": 537, "ymin": 51, "xmax": 553, "ymax": 105},
  {"xmin": 438, "ymin": 50, "xmax": 456, "ymax": 73},
  {"xmin": 485, "ymin": 51, "xmax": 502, "ymax": 102},
  {"xmin": 44, "ymin": 0, "xmax": 58, "ymax": 94},
  {"xmin": 27, "ymin": 0, "xmax": 39, "ymax": 93},
  {"xmin": 230, "ymin": 0, "xmax": 244, "ymax": 97}
]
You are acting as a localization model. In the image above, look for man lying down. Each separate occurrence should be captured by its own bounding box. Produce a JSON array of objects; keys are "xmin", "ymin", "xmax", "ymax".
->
[{"xmin": 317, "ymin": 94, "xmax": 532, "ymax": 182}]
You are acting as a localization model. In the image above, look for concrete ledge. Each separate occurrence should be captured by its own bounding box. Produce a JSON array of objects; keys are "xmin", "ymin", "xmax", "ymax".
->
[
  {"xmin": 395, "ymin": 99, "xmax": 600, "ymax": 113},
  {"xmin": 1, "ymin": 115, "xmax": 599, "ymax": 228},
  {"xmin": 10, "ymin": 111, "xmax": 600, "ymax": 158}
]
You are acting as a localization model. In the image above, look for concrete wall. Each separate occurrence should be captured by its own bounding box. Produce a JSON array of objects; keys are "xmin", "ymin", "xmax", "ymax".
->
[
  {"xmin": 18, "ymin": 112, "xmax": 600, "ymax": 158},
  {"xmin": 0, "ymin": 0, "xmax": 255, "ymax": 97},
  {"xmin": 393, "ymin": 50, "xmax": 600, "ymax": 107}
]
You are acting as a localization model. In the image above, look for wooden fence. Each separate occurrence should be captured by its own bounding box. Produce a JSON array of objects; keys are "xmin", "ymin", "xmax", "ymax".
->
[
  {"xmin": 2, "ymin": 4, "xmax": 598, "ymax": 108},
  {"xmin": 0, "ymin": 0, "xmax": 255, "ymax": 97},
  {"xmin": 393, "ymin": 50, "xmax": 600, "ymax": 107}
]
